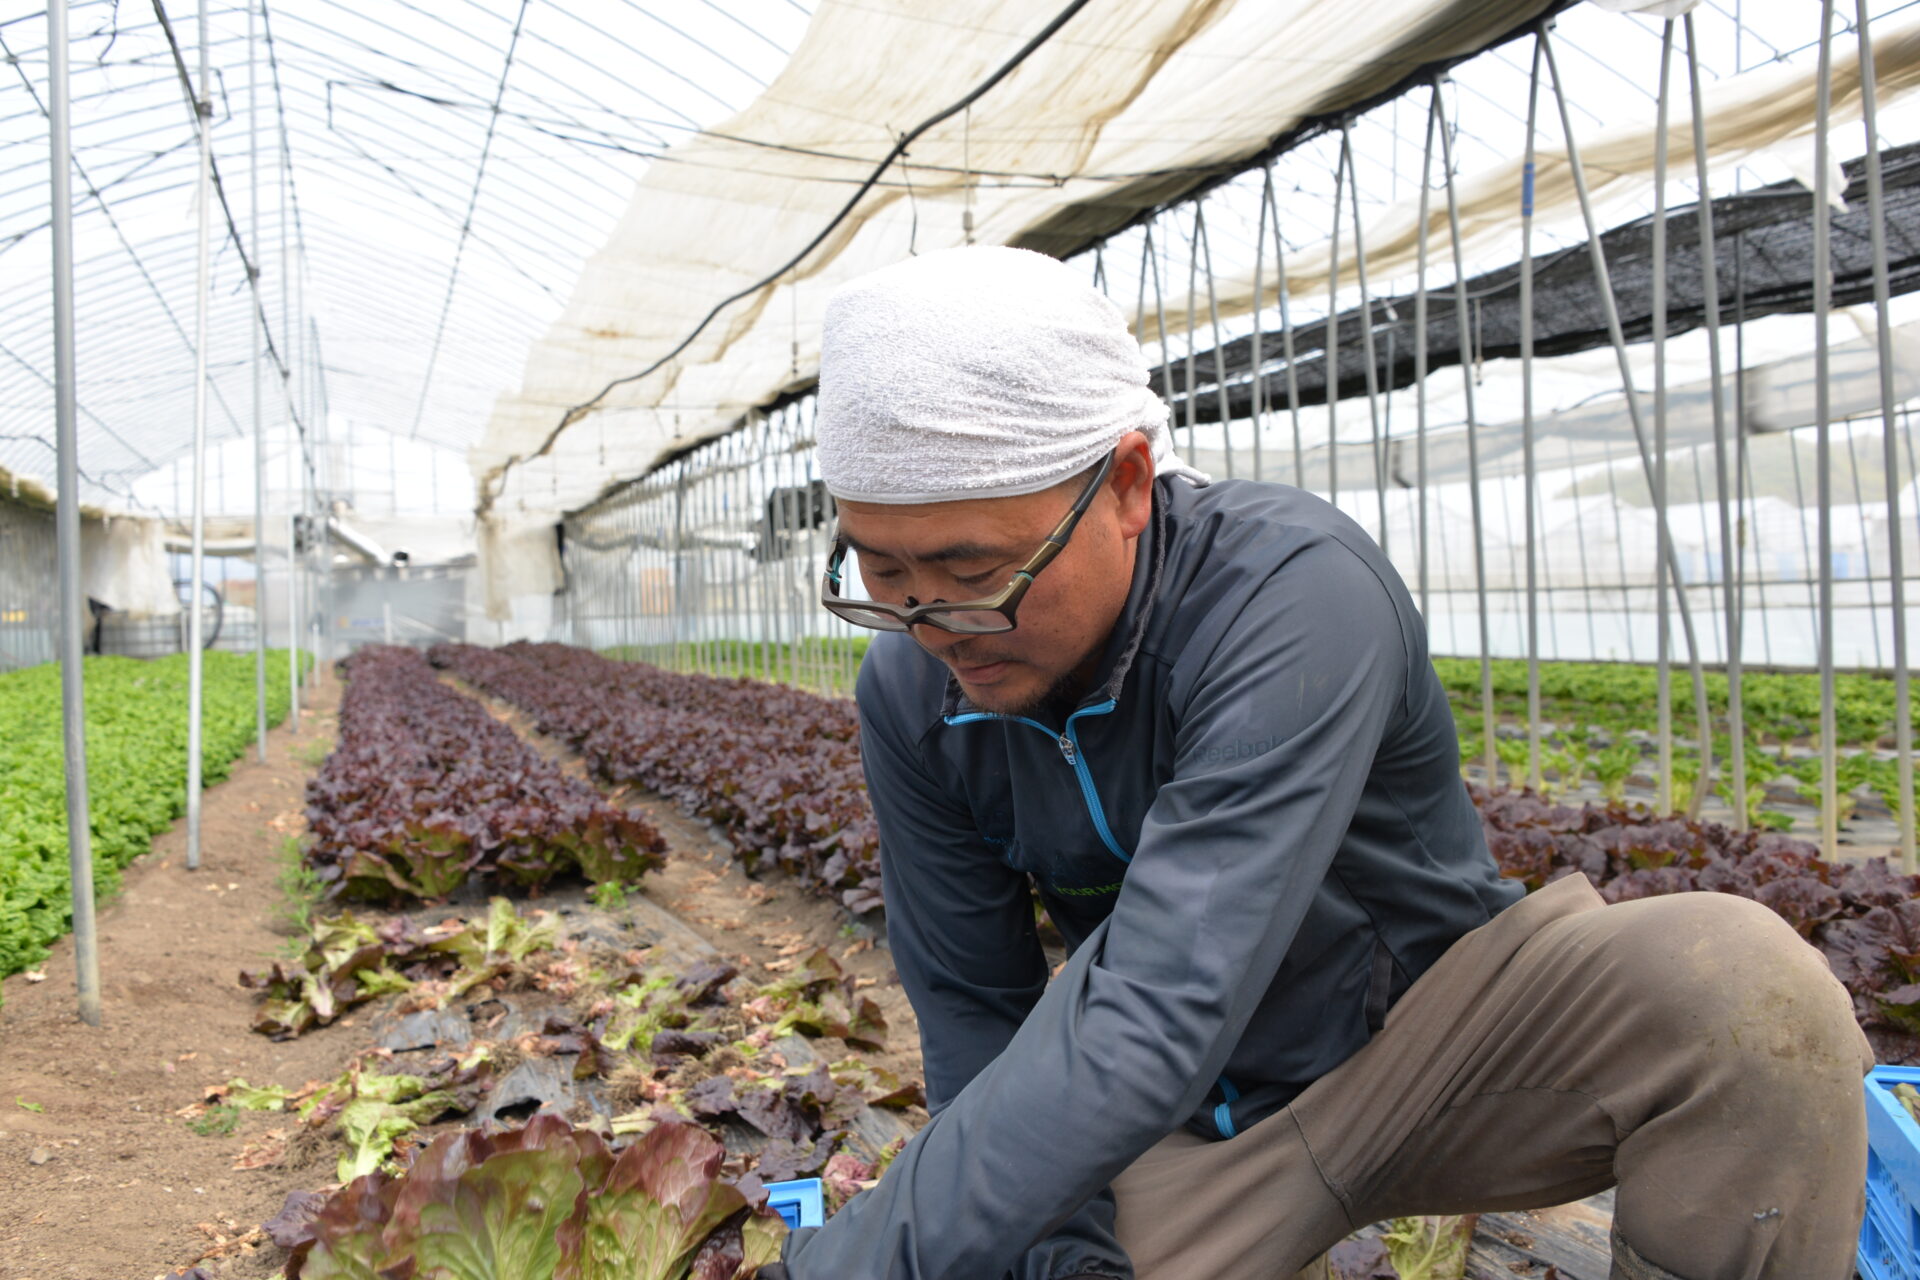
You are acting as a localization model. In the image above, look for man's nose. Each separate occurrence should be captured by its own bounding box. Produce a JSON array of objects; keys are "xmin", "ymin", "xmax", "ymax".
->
[{"xmin": 906, "ymin": 601, "xmax": 966, "ymax": 652}]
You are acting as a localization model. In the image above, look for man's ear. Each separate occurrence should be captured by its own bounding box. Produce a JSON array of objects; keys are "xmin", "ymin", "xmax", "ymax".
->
[{"xmin": 1109, "ymin": 430, "xmax": 1155, "ymax": 540}]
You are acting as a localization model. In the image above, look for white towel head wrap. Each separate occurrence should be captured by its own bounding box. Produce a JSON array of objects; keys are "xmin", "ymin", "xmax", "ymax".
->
[{"xmin": 816, "ymin": 246, "xmax": 1210, "ymax": 504}]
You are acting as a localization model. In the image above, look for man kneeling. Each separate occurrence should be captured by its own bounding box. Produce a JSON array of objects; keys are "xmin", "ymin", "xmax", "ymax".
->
[{"xmin": 761, "ymin": 247, "xmax": 1870, "ymax": 1280}]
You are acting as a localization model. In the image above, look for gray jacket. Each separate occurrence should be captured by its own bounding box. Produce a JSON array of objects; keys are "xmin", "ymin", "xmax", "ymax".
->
[{"xmin": 781, "ymin": 476, "xmax": 1522, "ymax": 1279}]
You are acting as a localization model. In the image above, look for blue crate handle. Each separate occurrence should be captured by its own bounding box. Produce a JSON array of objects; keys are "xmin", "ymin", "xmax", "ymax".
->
[{"xmin": 764, "ymin": 1177, "xmax": 825, "ymax": 1231}]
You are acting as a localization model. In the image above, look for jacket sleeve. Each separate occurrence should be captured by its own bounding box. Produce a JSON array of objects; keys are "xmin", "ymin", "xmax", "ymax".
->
[
  {"xmin": 781, "ymin": 537, "xmax": 1409, "ymax": 1280},
  {"xmin": 848, "ymin": 654, "xmax": 1132, "ymax": 1280}
]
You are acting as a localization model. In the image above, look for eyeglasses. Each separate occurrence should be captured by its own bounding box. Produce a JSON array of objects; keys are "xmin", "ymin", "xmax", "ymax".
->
[{"xmin": 819, "ymin": 450, "xmax": 1117, "ymax": 635}]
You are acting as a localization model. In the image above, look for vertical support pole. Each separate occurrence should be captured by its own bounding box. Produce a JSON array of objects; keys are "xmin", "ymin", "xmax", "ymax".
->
[
  {"xmin": 278, "ymin": 51, "xmax": 300, "ymax": 718},
  {"xmin": 1325, "ymin": 144, "xmax": 1346, "ymax": 512},
  {"xmin": 671, "ymin": 469, "xmax": 687, "ymax": 672},
  {"xmin": 1196, "ymin": 205, "xmax": 1236, "ymax": 480},
  {"xmin": 1814, "ymin": 0, "xmax": 1839, "ymax": 859},
  {"xmin": 49, "ymin": 0, "xmax": 101, "ymax": 1026},
  {"xmin": 288, "ymin": 511, "xmax": 301, "ymax": 727},
  {"xmin": 1415, "ymin": 87, "xmax": 1438, "ymax": 621},
  {"xmin": 1520, "ymin": 34, "xmax": 1544, "ymax": 792},
  {"xmin": 1183, "ymin": 211, "xmax": 1201, "ymax": 466},
  {"xmin": 249, "ymin": 0, "xmax": 267, "ymax": 762},
  {"xmin": 1266, "ymin": 169, "xmax": 1306, "ymax": 489},
  {"xmin": 1856, "ymin": 0, "xmax": 1915, "ymax": 869},
  {"xmin": 1437, "ymin": 77, "xmax": 1497, "ymax": 787},
  {"xmin": 803, "ymin": 451, "xmax": 824, "ymax": 692},
  {"xmin": 1653, "ymin": 20, "xmax": 1675, "ymax": 813},
  {"xmin": 1250, "ymin": 177, "xmax": 1269, "ymax": 484},
  {"xmin": 185, "ymin": 0, "xmax": 213, "ymax": 872},
  {"xmin": 1689, "ymin": 10, "xmax": 1744, "ymax": 828},
  {"xmin": 313, "ymin": 320, "xmax": 330, "ymax": 667},
  {"xmin": 1565, "ymin": 437, "xmax": 1601, "ymax": 657},
  {"xmin": 1735, "ymin": 242, "xmax": 1774, "ymax": 667},
  {"xmin": 758, "ymin": 417, "xmax": 774, "ymax": 681},
  {"xmin": 1148, "ymin": 226, "xmax": 1177, "ymax": 466},
  {"xmin": 1339, "ymin": 122, "xmax": 1389, "ymax": 554}
]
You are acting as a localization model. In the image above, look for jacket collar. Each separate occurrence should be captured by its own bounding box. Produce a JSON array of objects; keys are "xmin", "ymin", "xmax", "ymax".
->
[{"xmin": 939, "ymin": 478, "xmax": 1169, "ymax": 721}]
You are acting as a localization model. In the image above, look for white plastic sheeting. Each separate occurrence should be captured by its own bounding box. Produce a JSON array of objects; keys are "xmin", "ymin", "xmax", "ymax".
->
[
  {"xmin": 469, "ymin": 0, "xmax": 1562, "ymax": 530},
  {"xmin": 79, "ymin": 516, "xmax": 175, "ymax": 615}
]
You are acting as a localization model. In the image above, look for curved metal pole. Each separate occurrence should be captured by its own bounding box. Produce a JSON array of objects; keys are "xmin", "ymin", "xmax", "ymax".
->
[
  {"xmin": 1339, "ymin": 122, "xmax": 1389, "ymax": 555},
  {"xmin": 1148, "ymin": 225, "xmax": 1176, "ymax": 460},
  {"xmin": 1325, "ymin": 145, "xmax": 1346, "ymax": 512},
  {"xmin": 1520, "ymin": 33, "xmax": 1543, "ymax": 792},
  {"xmin": 1250, "ymin": 175, "xmax": 1269, "ymax": 482},
  {"xmin": 1653, "ymin": 20, "xmax": 1675, "ymax": 814},
  {"xmin": 1415, "ymin": 86, "xmax": 1439, "ymax": 621},
  {"xmin": 1437, "ymin": 77, "xmax": 1497, "ymax": 786},
  {"xmin": 50, "ymin": 0, "xmax": 101, "ymax": 1026},
  {"xmin": 1685, "ymin": 11, "xmax": 1745, "ymax": 830},
  {"xmin": 1266, "ymin": 169, "xmax": 1306, "ymax": 489},
  {"xmin": 1855, "ymin": 0, "xmax": 1915, "ymax": 869},
  {"xmin": 1183, "ymin": 209, "xmax": 1202, "ymax": 467},
  {"xmin": 1196, "ymin": 204, "xmax": 1236, "ymax": 480},
  {"xmin": 1814, "ymin": 0, "xmax": 1839, "ymax": 859},
  {"xmin": 1540, "ymin": 27, "xmax": 1712, "ymax": 813}
]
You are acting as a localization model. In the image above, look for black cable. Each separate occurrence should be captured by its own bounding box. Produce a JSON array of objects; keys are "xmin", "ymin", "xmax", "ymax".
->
[
  {"xmin": 150, "ymin": 0, "xmax": 320, "ymax": 498},
  {"xmin": 407, "ymin": 0, "xmax": 531, "ymax": 437},
  {"xmin": 478, "ymin": 0, "xmax": 1097, "ymax": 515}
]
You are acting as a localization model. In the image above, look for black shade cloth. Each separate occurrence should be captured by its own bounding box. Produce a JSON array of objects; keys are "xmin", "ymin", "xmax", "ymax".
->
[{"xmin": 1154, "ymin": 143, "xmax": 1920, "ymax": 423}]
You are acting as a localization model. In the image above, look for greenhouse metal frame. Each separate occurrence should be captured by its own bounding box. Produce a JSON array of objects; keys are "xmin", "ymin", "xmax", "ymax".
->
[{"xmin": 3, "ymin": 0, "xmax": 1917, "ymax": 1031}]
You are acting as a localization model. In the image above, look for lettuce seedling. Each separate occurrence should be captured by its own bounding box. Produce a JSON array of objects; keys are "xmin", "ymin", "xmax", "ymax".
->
[{"xmin": 283, "ymin": 1115, "xmax": 782, "ymax": 1280}]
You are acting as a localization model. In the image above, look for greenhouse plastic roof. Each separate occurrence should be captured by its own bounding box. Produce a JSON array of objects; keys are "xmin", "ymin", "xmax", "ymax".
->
[
  {"xmin": 0, "ymin": 0, "xmax": 808, "ymax": 513},
  {"xmin": 2, "ymin": 0, "xmax": 1914, "ymax": 533}
]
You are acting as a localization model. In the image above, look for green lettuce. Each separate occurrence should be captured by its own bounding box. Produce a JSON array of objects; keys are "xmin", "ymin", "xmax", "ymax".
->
[{"xmin": 285, "ymin": 1116, "xmax": 783, "ymax": 1280}]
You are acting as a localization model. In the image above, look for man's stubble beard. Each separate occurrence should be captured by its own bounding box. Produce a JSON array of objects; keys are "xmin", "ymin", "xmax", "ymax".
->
[{"xmin": 948, "ymin": 641, "xmax": 1100, "ymax": 723}]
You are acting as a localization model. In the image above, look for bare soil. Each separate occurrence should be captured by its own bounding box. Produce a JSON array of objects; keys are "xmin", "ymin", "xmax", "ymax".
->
[
  {"xmin": 0, "ymin": 666, "xmax": 925, "ymax": 1280},
  {"xmin": 0, "ymin": 669, "xmax": 354, "ymax": 1280},
  {"xmin": 0, "ymin": 654, "xmax": 1609, "ymax": 1280}
]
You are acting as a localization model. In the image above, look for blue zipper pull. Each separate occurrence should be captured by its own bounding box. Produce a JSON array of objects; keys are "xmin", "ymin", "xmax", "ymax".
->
[{"xmin": 1057, "ymin": 733, "xmax": 1075, "ymax": 763}]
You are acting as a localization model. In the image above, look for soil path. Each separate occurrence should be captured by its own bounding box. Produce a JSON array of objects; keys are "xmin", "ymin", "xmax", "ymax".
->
[
  {"xmin": 0, "ymin": 667, "xmax": 354, "ymax": 1280},
  {"xmin": 0, "ymin": 650, "xmax": 1610, "ymax": 1280},
  {"xmin": 0, "ymin": 663, "xmax": 926, "ymax": 1280}
]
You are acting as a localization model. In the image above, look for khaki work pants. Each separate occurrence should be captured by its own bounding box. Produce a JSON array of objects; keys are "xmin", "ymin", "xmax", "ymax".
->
[{"xmin": 1110, "ymin": 875, "xmax": 1874, "ymax": 1280}]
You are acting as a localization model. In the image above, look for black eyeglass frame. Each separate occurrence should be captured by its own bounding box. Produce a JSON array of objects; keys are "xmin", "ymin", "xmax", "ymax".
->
[{"xmin": 818, "ymin": 450, "xmax": 1118, "ymax": 635}]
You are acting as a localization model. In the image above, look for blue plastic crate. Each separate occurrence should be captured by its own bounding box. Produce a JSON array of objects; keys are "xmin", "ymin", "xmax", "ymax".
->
[
  {"xmin": 1860, "ymin": 1066, "xmax": 1920, "ymax": 1280},
  {"xmin": 764, "ymin": 1177, "xmax": 825, "ymax": 1231}
]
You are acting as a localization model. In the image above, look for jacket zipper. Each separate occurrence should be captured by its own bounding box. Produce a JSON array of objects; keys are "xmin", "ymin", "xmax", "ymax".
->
[
  {"xmin": 1060, "ymin": 701, "xmax": 1127, "ymax": 863},
  {"xmin": 943, "ymin": 699, "xmax": 1129, "ymax": 865},
  {"xmin": 1213, "ymin": 1075, "xmax": 1240, "ymax": 1138}
]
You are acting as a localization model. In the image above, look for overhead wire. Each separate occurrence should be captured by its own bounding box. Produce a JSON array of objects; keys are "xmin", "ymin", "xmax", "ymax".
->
[
  {"xmin": 477, "ymin": 0, "xmax": 1101, "ymax": 514},
  {"xmin": 153, "ymin": 0, "xmax": 322, "ymax": 478},
  {"xmin": 406, "ymin": 0, "xmax": 529, "ymax": 437}
]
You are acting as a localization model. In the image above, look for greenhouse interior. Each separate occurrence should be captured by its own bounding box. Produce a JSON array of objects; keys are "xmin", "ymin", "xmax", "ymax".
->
[{"xmin": 5, "ymin": 0, "xmax": 1920, "ymax": 1277}]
